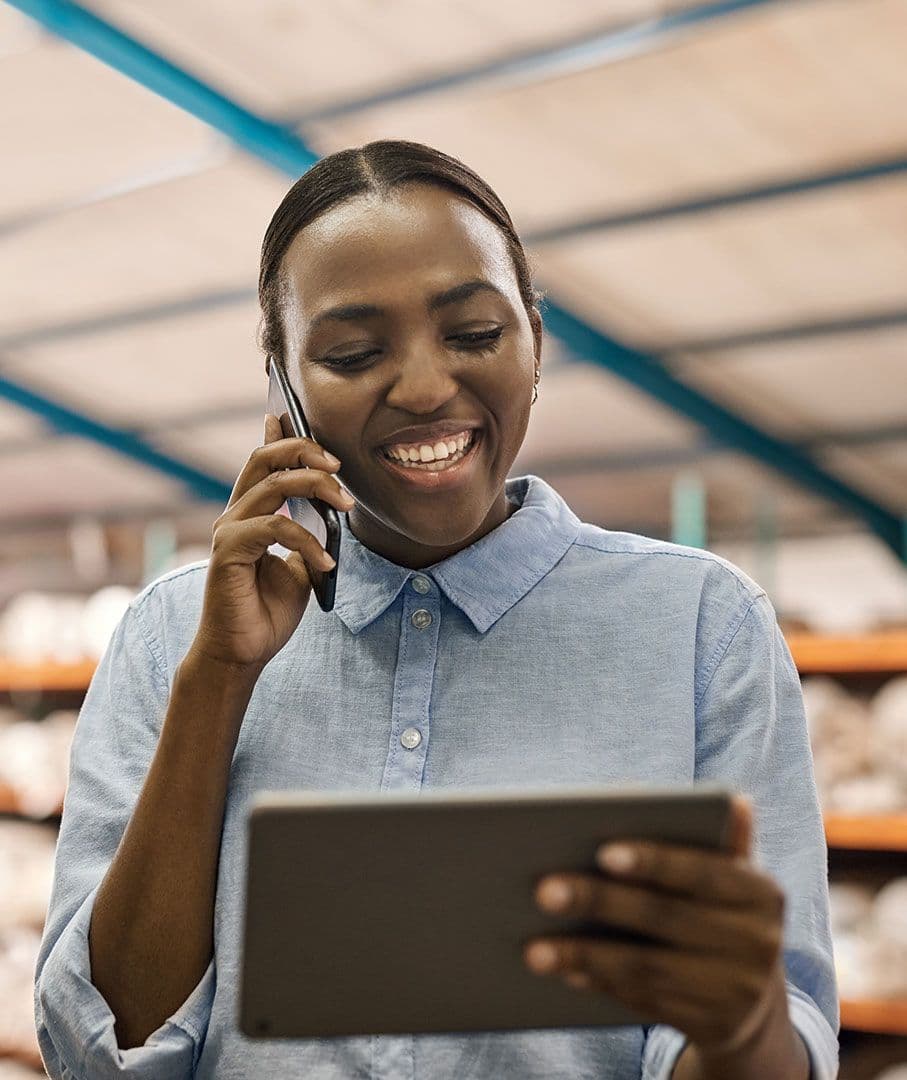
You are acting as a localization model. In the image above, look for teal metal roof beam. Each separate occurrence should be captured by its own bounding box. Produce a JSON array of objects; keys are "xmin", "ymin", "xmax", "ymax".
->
[
  {"xmin": 525, "ymin": 157, "xmax": 907, "ymax": 243},
  {"xmin": 0, "ymin": 287, "xmax": 256, "ymax": 350},
  {"xmin": 542, "ymin": 301, "xmax": 906, "ymax": 559},
  {"xmin": 0, "ymin": 372, "xmax": 232, "ymax": 502},
  {"xmin": 7, "ymin": 0, "xmax": 318, "ymax": 176},
  {"xmin": 286, "ymin": 0, "xmax": 787, "ymax": 124},
  {"xmin": 523, "ymin": 419, "xmax": 907, "ymax": 477}
]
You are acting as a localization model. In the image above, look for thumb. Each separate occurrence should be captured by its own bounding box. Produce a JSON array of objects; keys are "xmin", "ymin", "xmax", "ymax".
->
[{"xmin": 728, "ymin": 793, "xmax": 754, "ymax": 861}]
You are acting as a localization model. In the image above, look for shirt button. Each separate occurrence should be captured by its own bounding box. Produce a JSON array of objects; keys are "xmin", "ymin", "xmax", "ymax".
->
[
  {"xmin": 411, "ymin": 575, "xmax": 431, "ymax": 594},
  {"xmin": 400, "ymin": 727, "xmax": 422, "ymax": 749},
  {"xmin": 411, "ymin": 608, "xmax": 433, "ymax": 629}
]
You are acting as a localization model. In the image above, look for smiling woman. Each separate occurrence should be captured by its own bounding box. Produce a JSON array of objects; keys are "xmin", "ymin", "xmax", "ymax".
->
[
  {"xmin": 34, "ymin": 140, "xmax": 838, "ymax": 1080},
  {"xmin": 257, "ymin": 141, "xmax": 545, "ymax": 567}
]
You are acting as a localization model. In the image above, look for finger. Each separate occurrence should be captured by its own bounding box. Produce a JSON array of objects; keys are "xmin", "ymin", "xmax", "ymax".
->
[
  {"xmin": 728, "ymin": 794, "xmax": 753, "ymax": 860},
  {"xmin": 264, "ymin": 412, "xmax": 283, "ymax": 444},
  {"xmin": 534, "ymin": 874, "xmax": 782, "ymax": 962},
  {"xmin": 594, "ymin": 839, "xmax": 783, "ymax": 911},
  {"xmin": 524, "ymin": 935, "xmax": 757, "ymax": 1043},
  {"xmin": 222, "ymin": 468, "xmax": 354, "ymax": 524},
  {"xmin": 212, "ymin": 514, "xmax": 336, "ymax": 571},
  {"xmin": 227, "ymin": 437, "xmax": 341, "ymax": 510}
]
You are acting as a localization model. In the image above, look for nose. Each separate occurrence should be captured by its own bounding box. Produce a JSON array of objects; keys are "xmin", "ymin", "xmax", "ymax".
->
[{"xmin": 384, "ymin": 344, "xmax": 460, "ymax": 415}]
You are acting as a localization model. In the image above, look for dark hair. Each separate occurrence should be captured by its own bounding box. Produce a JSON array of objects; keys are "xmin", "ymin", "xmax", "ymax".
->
[{"xmin": 257, "ymin": 139, "xmax": 544, "ymax": 367}]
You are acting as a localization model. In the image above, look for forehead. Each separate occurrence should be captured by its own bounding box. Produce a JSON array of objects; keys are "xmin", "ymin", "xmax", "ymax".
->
[{"xmin": 280, "ymin": 185, "xmax": 518, "ymax": 315}]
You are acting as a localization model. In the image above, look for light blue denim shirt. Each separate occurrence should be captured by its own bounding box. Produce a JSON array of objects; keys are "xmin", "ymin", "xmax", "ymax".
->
[{"xmin": 34, "ymin": 474, "xmax": 839, "ymax": 1080}]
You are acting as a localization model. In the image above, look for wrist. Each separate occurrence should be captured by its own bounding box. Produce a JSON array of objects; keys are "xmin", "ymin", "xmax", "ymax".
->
[{"xmin": 182, "ymin": 640, "xmax": 266, "ymax": 689}]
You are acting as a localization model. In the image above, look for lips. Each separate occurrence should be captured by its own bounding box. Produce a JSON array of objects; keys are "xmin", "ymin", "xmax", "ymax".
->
[
  {"xmin": 374, "ymin": 429, "xmax": 483, "ymax": 491},
  {"xmin": 376, "ymin": 420, "xmax": 482, "ymax": 451}
]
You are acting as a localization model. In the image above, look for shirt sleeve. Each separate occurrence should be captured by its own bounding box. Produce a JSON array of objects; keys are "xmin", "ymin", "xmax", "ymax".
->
[
  {"xmin": 641, "ymin": 591, "xmax": 840, "ymax": 1080},
  {"xmin": 34, "ymin": 598, "xmax": 216, "ymax": 1079}
]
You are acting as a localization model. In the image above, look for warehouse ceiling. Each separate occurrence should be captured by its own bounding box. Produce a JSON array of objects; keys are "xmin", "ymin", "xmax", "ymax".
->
[{"xmin": 1, "ymin": 0, "xmax": 906, "ymax": 598}]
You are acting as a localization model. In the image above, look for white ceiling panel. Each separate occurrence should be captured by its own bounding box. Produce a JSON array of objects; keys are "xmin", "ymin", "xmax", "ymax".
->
[
  {"xmin": 0, "ymin": 41, "xmax": 213, "ymax": 220},
  {"xmin": 3, "ymin": 300, "xmax": 265, "ymax": 427},
  {"xmin": 0, "ymin": 158, "xmax": 286, "ymax": 337},
  {"xmin": 546, "ymin": 450, "xmax": 837, "ymax": 537},
  {"xmin": 88, "ymin": 0, "xmax": 672, "ymax": 115},
  {"xmin": 0, "ymin": 438, "xmax": 189, "ymax": 521},
  {"xmin": 314, "ymin": 0, "xmax": 907, "ymax": 233},
  {"xmin": 815, "ymin": 444, "xmax": 907, "ymax": 514},
  {"xmin": 535, "ymin": 178, "xmax": 907, "ymax": 350},
  {"xmin": 0, "ymin": 402, "xmax": 46, "ymax": 442},
  {"xmin": 671, "ymin": 329, "xmax": 907, "ymax": 437},
  {"xmin": 157, "ymin": 411, "xmax": 264, "ymax": 479},
  {"xmin": 515, "ymin": 362, "xmax": 700, "ymax": 466}
]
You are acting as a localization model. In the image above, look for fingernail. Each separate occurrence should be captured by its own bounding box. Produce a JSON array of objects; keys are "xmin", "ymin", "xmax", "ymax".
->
[
  {"xmin": 322, "ymin": 451, "xmax": 341, "ymax": 467},
  {"xmin": 340, "ymin": 491, "xmax": 355, "ymax": 507},
  {"xmin": 321, "ymin": 553, "xmax": 336, "ymax": 569},
  {"xmin": 525, "ymin": 942, "xmax": 558, "ymax": 973},
  {"xmin": 597, "ymin": 844, "xmax": 636, "ymax": 873},
  {"xmin": 536, "ymin": 878, "xmax": 572, "ymax": 911},
  {"xmin": 564, "ymin": 971, "xmax": 592, "ymax": 990}
]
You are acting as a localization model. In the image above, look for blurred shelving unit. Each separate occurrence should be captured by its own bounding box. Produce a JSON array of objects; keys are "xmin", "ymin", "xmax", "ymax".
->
[{"xmin": 1, "ymin": 635, "xmax": 907, "ymax": 1051}]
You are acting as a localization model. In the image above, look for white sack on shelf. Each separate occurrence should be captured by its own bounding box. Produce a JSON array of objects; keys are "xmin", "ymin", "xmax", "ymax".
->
[
  {"xmin": 873, "ymin": 878, "xmax": 907, "ymax": 951},
  {"xmin": 0, "ymin": 822, "xmax": 57, "ymax": 930},
  {"xmin": 0, "ymin": 713, "xmax": 75, "ymax": 820},
  {"xmin": 870, "ymin": 676, "xmax": 907, "ymax": 785},
  {"xmin": 0, "ymin": 927, "xmax": 44, "ymax": 1069},
  {"xmin": 828, "ymin": 773, "xmax": 906, "ymax": 814},
  {"xmin": 0, "ymin": 592, "xmax": 86, "ymax": 664},
  {"xmin": 81, "ymin": 586, "xmax": 133, "ymax": 659}
]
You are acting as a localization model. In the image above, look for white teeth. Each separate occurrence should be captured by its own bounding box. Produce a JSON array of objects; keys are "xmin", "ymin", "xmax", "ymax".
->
[
  {"xmin": 383, "ymin": 430, "xmax": 477, "ymax": 471},
  {"xmin": 384, "ymin": 430, "xmax": 475, "ymax": 464}
]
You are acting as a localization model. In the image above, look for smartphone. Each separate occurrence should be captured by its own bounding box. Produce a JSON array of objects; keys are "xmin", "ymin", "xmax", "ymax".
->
[{"xmin": 266, "ymin": 356, "xmax": 341, "ymax": 612}]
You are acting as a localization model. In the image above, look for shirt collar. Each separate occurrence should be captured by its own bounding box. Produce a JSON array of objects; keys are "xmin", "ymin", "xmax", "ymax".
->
[{"xmin": 332, "ymin": 474, "xmax": 581, "ymax": 635}]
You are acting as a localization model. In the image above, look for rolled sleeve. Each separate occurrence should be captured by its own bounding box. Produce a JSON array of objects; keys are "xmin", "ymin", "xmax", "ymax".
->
[
  {"xmin": 33, "ymin": 596, "xmax": 216, "ymax": 1079},
  {"xmin": 642, "ymin": 590, "xmax": 840, "ymax": 1079}
]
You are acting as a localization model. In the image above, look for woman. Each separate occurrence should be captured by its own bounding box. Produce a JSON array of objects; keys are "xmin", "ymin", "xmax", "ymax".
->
[{"xmin": 35, "ymin": 140, "xmax": 838, "ymax": 1079}]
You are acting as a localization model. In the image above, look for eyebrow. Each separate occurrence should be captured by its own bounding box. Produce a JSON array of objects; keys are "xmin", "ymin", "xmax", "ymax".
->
[{"xmin": 308, "ymin": 279, "xmax": 507, "ymax": 332}]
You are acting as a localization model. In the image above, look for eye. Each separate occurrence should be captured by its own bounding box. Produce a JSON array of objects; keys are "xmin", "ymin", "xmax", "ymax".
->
[
  {"xmin": 450, "ymin": 327, "xmax": 504, "ymax": 350},
  {"xmin": 318, "ymin": 326, "xmax": 505, "ymax": 370}
]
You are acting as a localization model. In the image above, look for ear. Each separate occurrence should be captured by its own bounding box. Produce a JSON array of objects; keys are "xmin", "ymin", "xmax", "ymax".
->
[{"xmin": 527, "ymin": 305, "xmax": 543, "ymax": 366}]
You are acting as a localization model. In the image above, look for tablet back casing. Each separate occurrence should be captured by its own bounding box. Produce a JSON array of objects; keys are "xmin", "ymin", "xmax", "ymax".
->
[{"xmin": 239, "ymin": 784, "xmax": 732, "ymax": 1038}]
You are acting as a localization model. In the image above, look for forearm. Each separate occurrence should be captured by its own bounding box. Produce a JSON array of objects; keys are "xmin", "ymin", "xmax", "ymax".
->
[
  {"xmin": 671, "ymin": 965, "xmax": 811, "ymax": 1080},
  {"xmin": 89, "ymin": 649, "xmax": 259, "ymax": 1049}
]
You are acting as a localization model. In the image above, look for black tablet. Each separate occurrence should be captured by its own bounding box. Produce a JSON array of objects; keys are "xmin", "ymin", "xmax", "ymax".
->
[{"xmin": 239, "ymin": 783, "xmax": 734, "ymax": 1039}]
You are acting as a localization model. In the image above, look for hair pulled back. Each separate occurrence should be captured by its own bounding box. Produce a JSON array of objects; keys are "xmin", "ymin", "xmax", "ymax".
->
[{"xmin": 257, "ymin": 139, "xmax": 543, "ymax": 368}]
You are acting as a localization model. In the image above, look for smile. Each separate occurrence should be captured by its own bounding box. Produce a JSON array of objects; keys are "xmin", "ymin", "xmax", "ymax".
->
[{"xmin": 376, "ymin": 430, "xmax": 482, "ymax": 490}]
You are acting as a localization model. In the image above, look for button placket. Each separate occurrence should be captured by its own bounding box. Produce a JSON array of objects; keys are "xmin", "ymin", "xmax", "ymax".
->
[{"xmin": 378, "ymin": 588, "xmax": 440, "ymax": 795}]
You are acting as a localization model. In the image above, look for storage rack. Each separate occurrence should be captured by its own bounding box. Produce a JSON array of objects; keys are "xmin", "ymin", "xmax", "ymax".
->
[{"xmin": 1, "ymin": 632, "xmax": 906, "ymax": 1067}]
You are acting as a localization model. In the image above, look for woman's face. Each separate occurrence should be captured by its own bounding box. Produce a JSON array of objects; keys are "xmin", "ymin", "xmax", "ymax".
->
[{"xmin": 279, "ymin": 183, "xmax": 542, "ymax": 564}]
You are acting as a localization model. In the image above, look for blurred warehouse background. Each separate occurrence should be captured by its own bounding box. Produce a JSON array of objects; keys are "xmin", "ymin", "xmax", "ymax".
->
[{"xmin": 0, "ymin": 1, "xmax": 906, "ymax": 1077}]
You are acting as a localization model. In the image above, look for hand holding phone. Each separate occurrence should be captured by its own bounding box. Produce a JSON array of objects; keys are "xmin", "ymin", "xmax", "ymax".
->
[
  {"xmin": 266, "ymin": 356, "xmax": 343, "ymax": 611},
  {"xmin": 192, "ymin": 414, "xmax": 351, "ymax": 674}
]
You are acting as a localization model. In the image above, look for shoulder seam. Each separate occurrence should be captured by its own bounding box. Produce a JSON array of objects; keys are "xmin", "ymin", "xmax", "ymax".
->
[
  {"xmin": 128, "ymin": 562, "xmax": 207, "ymax": 687},
  {"xmin": 695, "ymin": 592, "xmax": 768, "ymax": 713},
  {"xmin": 571, "ymin": 535, "xmax": 761, "ymax": 595}
]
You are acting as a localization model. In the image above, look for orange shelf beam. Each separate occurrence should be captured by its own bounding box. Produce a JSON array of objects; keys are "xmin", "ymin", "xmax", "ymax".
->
[
  {"xmin": 785, "ymin": 631, "xmax": 907, "ymax": 673},
  {"xmin": 840, "ymin": 998, "xmax": 907, "ymax": 1035},
  {"xmin": 825, "ymin": 813, "xmax": 907, "ymax": 851},
  {"xmin": 0, "ymin": 658, "xmax": 96, "ymax": 692}
]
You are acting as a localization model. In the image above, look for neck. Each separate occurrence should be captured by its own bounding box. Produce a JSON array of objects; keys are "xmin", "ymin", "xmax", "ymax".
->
[{"xmin": 346, "ymin": 490, "xmax": 518, "ymax": 570}]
